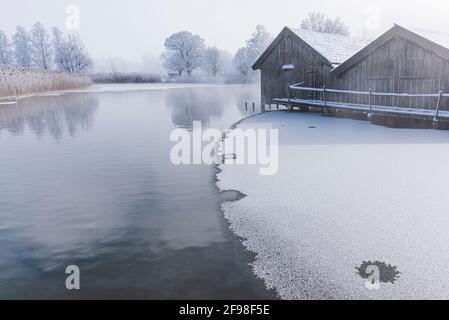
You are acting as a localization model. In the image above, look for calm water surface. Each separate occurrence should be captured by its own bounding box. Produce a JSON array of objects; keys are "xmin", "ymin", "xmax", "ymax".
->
[{"xmin": 0, "ymin": 84, "xmax": 274, "ymax": 299}]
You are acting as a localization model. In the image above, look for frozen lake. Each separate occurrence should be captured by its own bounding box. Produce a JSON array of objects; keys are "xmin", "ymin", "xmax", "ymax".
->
[
  {"xmin": 0, "ymin": 84, "xmax": 274, "ymax": 299},
  {"xmin": 4, "ymin": 83, "xmax": 449, "ymax": 300},
  {"xmin": 217, "ymin": 111, "xmax": 449, "ymax": 300}
]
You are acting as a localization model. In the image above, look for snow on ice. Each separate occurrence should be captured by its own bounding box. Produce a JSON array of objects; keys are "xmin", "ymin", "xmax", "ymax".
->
[{"xmin": 217, "ymin": 111, "xmax": 449, "ymax": 299}]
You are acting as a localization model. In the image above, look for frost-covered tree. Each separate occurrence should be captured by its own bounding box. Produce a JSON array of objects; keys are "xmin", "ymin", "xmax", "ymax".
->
[
  {"xmin": 13, "ymin": 26, "xmax": 32, "ymax": 67},
  {"xmin": 233, "ymin": 25, "xmax": 272, "ymax": 78},
  {"xmin": 162, "ymin": 31, "xmax": 205, "ymax": 76},
  {"xmin": 52, "ymin": 27, "xmax": 92, "ymax": 74},
  {"xmin": 300, "ymin": 12, "xmax": 350, "ymax": 36},
  {"xmin": 64, "ymin": 33, "xmax": 93, "ymax": 74},
  {"xmin": 0, "ymin": 30, "xmax": 13, "ymax": 65},
  {"xmin": 246, "ymin": 25, "xmax": 272, "ymax": 62},
  {"xmin": 161, "ymin": 51, "xmax": 185, "ymax": 76},
  {"xmin": 323, "ymin": 17, "xmax": 349, "ymax": 35},
  {"xmin": 204, "ymin": 47, "xmax": 221, "ymax": 77},
  {"xmin": 203, "ymin": 47, "xmax": 232, "ymax": 77},
  {"xmin": 300, "ymin": 12, "xmax": 326, "ymax": 33},
  {"xmin": 233, "ymin": 47, "xmax": 251, "ymax": 77},
  {"xmin": 30, "ymin": 22, "xmax": 53, "ymax": 70}
]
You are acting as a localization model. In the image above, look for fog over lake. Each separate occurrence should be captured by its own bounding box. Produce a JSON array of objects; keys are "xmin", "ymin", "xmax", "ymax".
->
[{"xmin": 0, "ymin": 84, "xmax": 275, "ymax": 299}]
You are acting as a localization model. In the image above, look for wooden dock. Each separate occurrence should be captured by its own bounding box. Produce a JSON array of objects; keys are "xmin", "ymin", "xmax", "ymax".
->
[{"xmin": 273, "ymin": 85, "xmax": 449, "ymax": 129}]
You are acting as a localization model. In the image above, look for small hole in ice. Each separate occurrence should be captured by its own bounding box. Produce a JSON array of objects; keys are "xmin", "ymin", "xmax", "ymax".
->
[{"xmin": 222, "ymin": 153, "xmax": 237, "ymax": 160}]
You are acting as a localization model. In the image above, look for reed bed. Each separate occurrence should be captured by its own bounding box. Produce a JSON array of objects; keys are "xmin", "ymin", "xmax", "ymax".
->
[{"xmin": 0, "ymin": 66, "xmax": 91, "ymax": 98}]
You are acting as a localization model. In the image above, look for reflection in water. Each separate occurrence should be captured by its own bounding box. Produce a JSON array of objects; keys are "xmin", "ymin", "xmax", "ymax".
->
[
  {"xmin": 0, "ymin": 93, "xmax": 99, "ymax": 139},
  {"xmin": 0, "ymin": 85, "xmax": 272, "ymax": 300},
  {"xmin": 168, "ymin": 86, "xmax": 260, "ymax": 129},
  {"xmin": 168, "ymin": 89, "xmax": 225, "ymax": 129}
]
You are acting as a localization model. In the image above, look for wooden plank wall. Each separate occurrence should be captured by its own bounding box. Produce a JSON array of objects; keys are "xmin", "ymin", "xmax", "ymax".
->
[
  {"xmin": 259, "ymin": 30, "xmax": 331, "ymax": 105},
  {"xmin": 335, "ymin": 36, "xmax": 449, "ymax": 110}
]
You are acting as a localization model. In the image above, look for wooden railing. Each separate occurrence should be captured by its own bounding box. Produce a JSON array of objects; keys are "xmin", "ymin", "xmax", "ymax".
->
[{"xmin": 288, "ymin": 84, "xmax": 448, "ymax": 123}]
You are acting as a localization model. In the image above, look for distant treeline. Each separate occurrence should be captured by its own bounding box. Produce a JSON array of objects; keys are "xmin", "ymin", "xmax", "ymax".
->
[
  {"xmin": 90, "ymin": 72, "xmax": 162, "ymax": 84},
  {"xmin": 161, "ymin": 25, "xmax": 272, "ymax": 83}
]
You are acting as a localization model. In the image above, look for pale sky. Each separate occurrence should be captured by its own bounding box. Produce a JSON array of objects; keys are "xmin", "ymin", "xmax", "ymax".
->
[{"xmin": 1, "ymin": 0, "xmax": 449, "ymax": 69}]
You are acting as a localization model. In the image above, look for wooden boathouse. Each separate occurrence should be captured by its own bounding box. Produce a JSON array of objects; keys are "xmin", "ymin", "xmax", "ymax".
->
[{"xmin": 253, "ymin": 24, "xmax": 449, "ymax": 128}]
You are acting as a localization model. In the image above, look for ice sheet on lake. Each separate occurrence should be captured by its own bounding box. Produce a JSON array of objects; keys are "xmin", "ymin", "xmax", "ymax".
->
[
  {"xmin": 217, "ymin": 112, "xmax": 449, "ymax": 299},
  {"xmin": 0, "ymin": 101, "xmax": 17, "ymax": 106}
]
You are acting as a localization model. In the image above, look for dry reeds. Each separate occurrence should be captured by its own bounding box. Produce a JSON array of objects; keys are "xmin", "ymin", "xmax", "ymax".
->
[{"xmin": 0, "ymin": 66, "xmax": 91, "ymax": 98}]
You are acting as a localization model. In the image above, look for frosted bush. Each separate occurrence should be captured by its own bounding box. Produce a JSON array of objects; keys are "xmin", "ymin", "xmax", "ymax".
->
[{"xmin": 0, "ymin": 66, "xmax": 91, "ymax": 98}]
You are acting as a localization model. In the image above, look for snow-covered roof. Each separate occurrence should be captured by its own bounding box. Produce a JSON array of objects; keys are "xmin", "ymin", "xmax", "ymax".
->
[
  {"xmin": 332, "ymin": 24, "xmax": 449, "ymax": 76},
  {"xmin": 403, "ymin": 26, "xmax": 449, "ymax": 51},
  {"xmin": 288, "ymin": 27, "xmax": 370, "ymax": 68}
]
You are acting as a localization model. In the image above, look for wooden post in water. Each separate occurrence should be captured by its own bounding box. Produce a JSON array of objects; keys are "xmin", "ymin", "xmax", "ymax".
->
[
  {"xmin": 433, "ymin": 90, "xmax": 443, "ymax": 129},
  {"xmin": 367, "ymin": 89, "xmax": 373, "ymax": 121}
]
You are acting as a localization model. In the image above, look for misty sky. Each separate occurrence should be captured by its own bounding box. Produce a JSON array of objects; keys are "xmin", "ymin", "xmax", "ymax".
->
[{"xmin": 1, "ymin": 0, "xmax": 449, "ymax": 69}]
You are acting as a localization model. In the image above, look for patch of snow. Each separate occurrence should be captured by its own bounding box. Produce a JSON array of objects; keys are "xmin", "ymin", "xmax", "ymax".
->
[
  {"xmin": 217, "ymin": 111, "xmax": 449, "ymax": 299},
  {"xmin": 282, "ymin": 64, "xmax": 295, "ymax": 71},
  {"xmin": 36, "ymin": 93, "xmax": 63, "ymax": 97}
]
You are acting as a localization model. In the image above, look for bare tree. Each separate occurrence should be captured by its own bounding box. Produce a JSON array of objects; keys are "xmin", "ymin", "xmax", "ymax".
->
[
  {"xmin": 204, "ymin": 47, "xmax": 221, "ymax": 77},
  {"xmin": 162, "ymin": 31, "xmax": 205, "ymax": 77},
  {"xmin": 30, "ymin": 22, "xmax": 52, "ymax": 69},
  {"xmin": 323, "ymin": 17, "xmax": 350, "ymax": 35},
  {"xmin": 13, "ymin": 26, "xmax": 32, "ymax": 67},
  {"xmin": 52, "ymin": 27, "xmax": 70, "ymax": 71},
  {"xmin": 52, "ymin": 27, "xmax": 92, "ymax": 74},
  {"xmin": 203, "ymin": 47, "xmax": 232, "ymax": 77},
  {"xmin": 300, "ymin": 12, "xmax": 326, "ymax": 33},
  {"xmin": 0, "ymin": 30, "xmax": 13, "ymax": 65},
  {"xmin": 301, "ymin": 12, "xmax": 350, "ymax": 36},
  {"xmin": 66, "ymin": 33, "xmax": 93, "ymax": 73}
]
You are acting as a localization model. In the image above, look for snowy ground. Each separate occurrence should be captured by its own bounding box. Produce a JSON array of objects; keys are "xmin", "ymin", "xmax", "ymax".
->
[{"xmin": 217, "ymin": 111, "xmax": 449, "ymax": 300}]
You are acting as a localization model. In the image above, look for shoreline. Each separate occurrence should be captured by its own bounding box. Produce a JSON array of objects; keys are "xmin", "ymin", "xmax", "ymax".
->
[
  {"xmin": 0, "ymin": 85, "xmax": 91, "ymax": 102},
  {"xmin": 0, "ymin": 83, "xmax": 258, "ymax": 103},
  {"xmin": 212, "ymin": 111, "xmax": 279, "ymax": 300}
]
